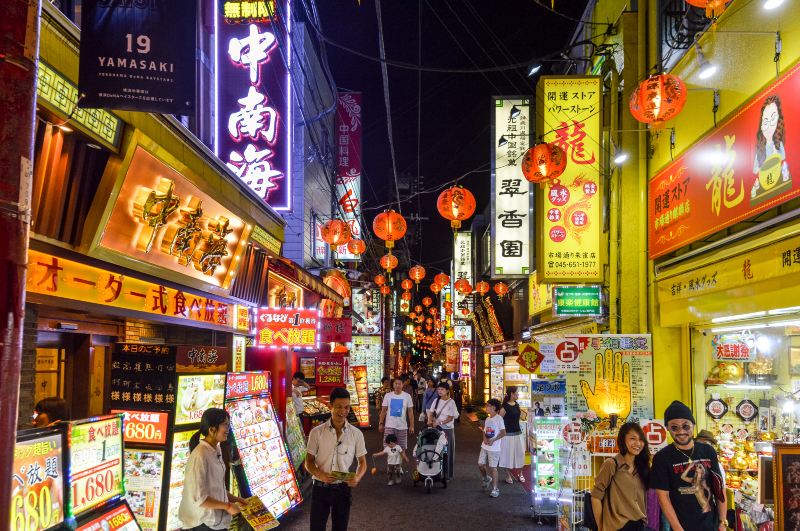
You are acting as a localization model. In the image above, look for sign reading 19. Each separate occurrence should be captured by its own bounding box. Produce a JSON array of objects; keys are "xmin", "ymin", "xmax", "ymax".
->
[{"xmin": 125, "ymin": 34, "xmax": 151, "ymax": 54}]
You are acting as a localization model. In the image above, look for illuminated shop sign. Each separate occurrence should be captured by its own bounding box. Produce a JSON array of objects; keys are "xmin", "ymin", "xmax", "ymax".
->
[
  {"xmin": 111, "ymin": 410, "xmax": 169, "ymax": 445},
  {"xmin": 453, "ymin": 231, "xmax": 473, "ymax": 315},
  {"xmin": 334, "ymin": 92, "xmax": 363, "ymax": 261},
  {"xmin": 216, "ymin": 0, "xmax": 291, "ymax": 211},
  {"xmin": 255, "ymin": 308, "xmax": 320, "ymax": 348}
]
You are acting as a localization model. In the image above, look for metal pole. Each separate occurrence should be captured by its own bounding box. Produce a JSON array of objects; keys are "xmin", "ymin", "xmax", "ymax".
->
[{"xmin": 0, "ymin": 0, "xmax": 42, "ymax": 518}]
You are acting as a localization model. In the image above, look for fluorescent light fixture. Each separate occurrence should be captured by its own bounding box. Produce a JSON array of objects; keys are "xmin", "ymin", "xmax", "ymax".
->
[
  {"xmin": 768, "ymin": 319, "xmax": 800, "ymax": 327},
  {"xmin": 527, "ymin": 64, "xmax": 542, "ymax": 77},
  {"xmin": 509, "ymin": 105, "xmax": 521, "ymax": 120},
  {"xmin": 86, "ymin": 143, "xmax": 102, "ymax": 150},
  {"xmin": 763, "ymin": 0, "xmax": 785, "ymax": 9},
  {"xmin": 709, "ymin": 323, "xmax": 768, "ymax": 333},
  {"xmin": 695, "ymin": 44, "xmax": 718, "ymax": 80},
  {"xmin": 723, "ymin": 384, "xmax": 772, "ymax": 390},
  {"xmin": 767, "ymin": 305, "xmax": 800, "ymax": 315},
  {"xmin": 711, "ymin": 311, "xmax": 767, "ymax": 323}
]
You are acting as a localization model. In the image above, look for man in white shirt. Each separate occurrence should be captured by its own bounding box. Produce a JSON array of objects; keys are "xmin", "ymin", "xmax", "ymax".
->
[
  {"xmin": 305, "ymin": 387, "xmax": 368, "ymax": 531},
  {"xmin": 292, "ymin": 371, "xmax": 310, "ymax": 415},
  {"xmin": 379, "ymin": 377, "xmax": 415, "ymax": 451}
]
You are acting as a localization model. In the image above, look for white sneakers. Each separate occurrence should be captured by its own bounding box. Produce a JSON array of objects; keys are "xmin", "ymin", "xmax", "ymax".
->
[
  {"xmin": 387, "ymin": 479, "xmax": 394, "ymax": 486},
  {"xmin": 481, "ymin": 476, "xmax": 492, "ymax": 490},
  {"xmin": 489, "ymin": 488, "xmax": 500, "ymax": 498}
]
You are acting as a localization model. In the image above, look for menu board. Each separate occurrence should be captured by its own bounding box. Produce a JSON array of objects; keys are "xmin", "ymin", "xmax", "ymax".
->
[
  {"xmin": 351, "ymin": 365, "xmax": 370, "ymax": 427},
  {"xmin": 531, "ymin": 417, "xmax": 565, "ymax": 505},
  {"xmin": 69, "ymin": 417, "xmax": 124, "ymax": 516},
  {"xmin": 10, "ymin": 430, "xmax": 65, "ymax": 531},
  {"xmin": 490, "ymin": 354, "xmax": 504, "ymax": 401},
  {"xmin": 175, "ymin": 374, "xmax": 226, "ymax": 426},
  {"xmin": 284, "ymin": 398, "xmax": 307, "ymax": 471},
  {"xmin": 110, "ymin": 345, "xmax": 175, "ymax": 411},
  {"xmin": 76, "ymin": 502, "xmax": 140, "ymax": 531},
  {"xmin": 124, "ymin": 449, "xmax": 164, "ymax": 531},
  {"xmin": 350, "ymin": 336, "xmax": 383, "ymax": 392},
  {"xmin": 226, "ymin": 397, "xmax": 302, "ymax": 518},
  {"xmin": 165, "ymin": 430, "xmax": 193, "ymax": 530}
]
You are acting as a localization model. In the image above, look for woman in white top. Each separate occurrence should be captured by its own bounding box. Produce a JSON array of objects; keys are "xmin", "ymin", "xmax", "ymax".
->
[
  {"xmin": 179, "ymin": 408, "xmax": 244, "ymax": 530},
  {"xmin": 426, "ymin": 382, "xmax": 459, "ymax": 480}
]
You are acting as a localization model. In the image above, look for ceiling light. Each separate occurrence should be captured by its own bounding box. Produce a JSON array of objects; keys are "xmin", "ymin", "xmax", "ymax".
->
[
  {"xmin": 509, "ymin": 105, "xmax": 521, "ymax": 120},
  {"xmin": 610, "ymin": 140, "xmax": 628, "ymax": 165},
  {"xmin": 57, "ymin": 124, "xmax": 73, "ymax": 133},
  {"xmin": 86, "ymin": 143, "xmax": 102, "ymax": 150},
  {"xmin": 695, "ymin": 44, "xmax": 717, "ymax": 80},
  {"xmin": 709, "ymin": 323, "xmax": 768, "ymax": 334},
  {"xmin": 498, "ymin": 136, "xmax": 508, "ymax": 148},
  {"xmin": 711, "ymin": 311, "xmax": 767, "ymax": 323},
  {"xmin": 527, "ymin": 64, "xmax": 542, "ymax": 77},
  {"xmin": 763, "ymin": 0, "xmax": 785, "ymax": 9}
]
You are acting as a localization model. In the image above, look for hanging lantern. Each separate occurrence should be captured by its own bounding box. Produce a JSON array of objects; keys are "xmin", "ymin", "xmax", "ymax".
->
[
  {"xmin": 445, "ymin": 308, "xmax": 453, "ymax": 316},
  {"xmin": 380, "ymin": 253, "xmax": 398, "ymax": 272},
  {"xmin": 374, "ymin": 274, "xmax": 386, "ymax": 286},
  {"xmin": 401, "ymin": 278, "xmax": 414, "ymax": 291},
  {"xmin": 494, "ymin": 282, "xmax": 509, "ymax": 298},
  {"xmin": 422, "ymin": 296, "xmax": 433, "ymax": 307},
  {"xmin": 347, "ymin": 238, "xmax": 366, "ymax": 256},
  {"xmin": 409, "ymin": 265, "xmax": 426, "ymax": 284},
  {"xmin": 415, "ymin": 325, "xmax": 422, "ymax": 332},
  {"xmin": 434, "ymin": 272, "xmax": 450, "ymax": 286},
  {"xmin": 461, "ymin": 308, "xmax": 470, "ymax": 316},
  {"xmin": 429, "ymin": 307, "xmax": 438, "ymax": 316},
  {"xmin": 401, "ymin": 291, "xmax": 412, "ymax": 301},
  {"xmin": 430, "ymin": 283, "xmax": 441, "ymax": 294},
  {"xmin": 436, "ymin": 185, "xmax": 477, "ymax": 230},
  {"xmin": 409, "ymin": 311, "xmax": 417, "ymax": 319},
  {"xmin": 454, "ymin": 278, "xmax": 472, "ymax": 295},
  {"xmin": 320, "ymin": 219, "xmax": 352, "ymax": 247},
  {"xmin": 475, "ymin": 281, "xmax": 490, "ymax": 296},
  {"xmin": 685, "ymin": 0, "xmax": 728, "ymax": 18},
  {"xmin": 380, "ymin": 285, "xmax": 391, "ymax": 296},
  {"xmin": 414, "ymin": 305, "xmax": 423, "ymax": 314},
  {"xmin": 372, "ymin": 209, "xmax": 407, "ymax": 249},
  {"xmin": 521, "ymin": 142, "xmax": 567, "ymax": 185},
  {"xmin": 629, "ymin": 74, "xmax": 687, "ymax": 128},
  {"xmin": 425, "ymin": 317, "xmax": 433, "ymax": 324},
  {"xmin": 443, "ymin": 301, "xmax": 452, "ymax": 310}
]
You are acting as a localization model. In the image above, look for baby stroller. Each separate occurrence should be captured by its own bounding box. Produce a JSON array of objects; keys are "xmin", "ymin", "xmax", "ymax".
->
[{"xmin": 412, "ymin": 427, "xmax": 448, "ymax": 493}]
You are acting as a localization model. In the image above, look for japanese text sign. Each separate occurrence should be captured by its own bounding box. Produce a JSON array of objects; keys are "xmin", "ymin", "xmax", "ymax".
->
[
  {"xmin": 649, "ymin": 62, "xmax": 800, "ymax": 258},
  {"xmin": 256, "ymin": 308, "xmax": 320, "ymax": 348},
  {"xmin": 460, "ymin": 347, "xmax": 472, "ymax": 377},
  {"xmin": 111, "ymin": 410, "xmax": 169, "ymax": 445},
  {"xmin": 517, "ymin": 342, "xmax": 545, "ymax": 374},
  {"xmin": 76, "ymin": 502, "xmax": 138, "ymax": 531},
  {"xmin": 334, "ymin": 93, "xmax": 363, "ymax": 260},
  {"xmin": 175, "ymin": 346, "xmax": 231, "ymax": 373},
  {"xmin": 110, "ymin": 344, "xmax": 176, "ymax": 411},
  {"xmin": 27, "ymin": 250, "xmax": 236, "ymax": 329},
  {"xmin": 319, "ymin": 318, "xmax": 353, "ymax": 343},
  {"xmin": 316, "ymin": 358, "xmax": 345, "ymax": 385},
  {"xmin": 453, "ymin": 231, "xmax": 473, "ymax": 315},
  {"xmin": 217, "ymin": 2, "xmax": 291, "ymax": 210},
  {"xmin": 711, "ymin": 335, "xmax": 756, "ymax": 362},
  {"xmin": 553, "ymin": 285, "xmax": 602, "ymax": 316},
  {"xmin": 225, "ymin": 371, "xmax": 272, "ymax": 400},
  {"xmin": 68, "ymin": 416, "xmax": 124, "ymax": 515},
  {"xmin": 10, "ymin": 431, "xmax": 65, "ymax": 531},
  {"xmin": 536, "ymin": 77, "xmax": 603, "ymax": 282},
  {"xmin": 491, "ymin": 97, "xmax": 532, "ymax": 277}
]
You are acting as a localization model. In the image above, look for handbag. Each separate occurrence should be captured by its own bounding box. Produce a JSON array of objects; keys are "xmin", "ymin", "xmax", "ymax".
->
[{"xmin": 583, "ymin": 458, "xmax": 619, "ymax": 530}]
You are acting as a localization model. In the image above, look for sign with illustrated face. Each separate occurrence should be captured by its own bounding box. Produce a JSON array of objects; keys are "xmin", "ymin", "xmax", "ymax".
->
[
  {"xmin": 491, "ymin": 97, "xmax": 532, "ymax": 277},
  {"xmin": 255, "ymin": 308, "xmax": 320, "ymax": 348},
  {"xmin": 536, "ymin": 77, "xmax": 603, "ymax": 283},
  {"xmin": 217, "ymin": 1, "xmax": 291, "ymax": 210},
  {"xmin": 453, "ymin": 231, "xmax": 473, "ymax": 316},
  {"xmin": 334, "ymin": 93, "xmax": 363, "ymax": 261},
  {"xmin": 351, "ymin": 288, "xmax": 382, "ymax": 335}
]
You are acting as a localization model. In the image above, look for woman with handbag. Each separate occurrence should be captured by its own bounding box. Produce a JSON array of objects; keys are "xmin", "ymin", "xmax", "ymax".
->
[{"xmin": 590, "ymin": 422, "xmax": 650, "ymax": 531}]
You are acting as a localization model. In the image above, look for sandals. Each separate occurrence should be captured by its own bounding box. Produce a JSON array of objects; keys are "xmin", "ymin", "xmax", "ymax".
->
[
  {"xmin": 504, "ymin": 477, "xmax": 514, "ymax": 484},
  {"xmin": 518, "ymin": 474, "xmax": 526, "ymax": 483}
]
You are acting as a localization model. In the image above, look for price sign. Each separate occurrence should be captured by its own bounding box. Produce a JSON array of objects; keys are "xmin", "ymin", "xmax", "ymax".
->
[
  {"xmin": 111, "ymin": 410, "xmax": 169, "ymax": 445},
  {"xmin": 10, "ymin": 431, "xmax": 65, "ymax": 531},
  {"xmin": 225, "ymin": 372, "xmax": 272, "ymax": 400},
  {"xmin": 76, "ymin": 502, "xmax": 139, "ymax": 531},
  {"xmin": 69, "ymin": 417, "xmax": 124, "ymax": 516}
]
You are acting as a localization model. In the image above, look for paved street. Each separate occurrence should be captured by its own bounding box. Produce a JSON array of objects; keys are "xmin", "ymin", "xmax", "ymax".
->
[{"xmin": 279, "ymin": 411, "xmax": 554, "ymax": 531}]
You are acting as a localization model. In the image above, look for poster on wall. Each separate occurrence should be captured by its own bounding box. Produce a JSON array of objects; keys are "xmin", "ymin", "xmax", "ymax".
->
[
  {"xmin": 10, "ymin": 430, "xmax": 65, "ymax": 531},
  {"xmin": 334, "ymin": 92, "xmax": 363, "ymax": 260},
  {"xmin": 351, "ymin": 288, "xmax": 382, "ymax": 335},
  {"xmin": 536, "ymin": 76, "xmax": 603, "ymax": 283},
  {"xmin": 124, "ymin": 448, "xmax": 165, "ymax": 531},
  {"xmin": 78, "ymin": 0, "xmax": 196, "ymax": 114}
]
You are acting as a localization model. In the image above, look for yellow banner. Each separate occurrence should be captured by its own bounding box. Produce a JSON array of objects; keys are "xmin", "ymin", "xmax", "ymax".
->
[
  {"xmin": 537, "ymin": 77, "xmax": 603, "ymax": 283},
  {"xmin": 528, "ymin": 270, "xmax": 553, "ymax": 316},
  {"xmin": 27, "ymin": 250, "xmax": 236, "ymax": 329}
]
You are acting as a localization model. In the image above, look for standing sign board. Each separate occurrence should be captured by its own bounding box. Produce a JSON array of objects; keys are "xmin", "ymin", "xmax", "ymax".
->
[{"xmin": 69, "ymin": 416, "xmax": 125, "ymax": 517}]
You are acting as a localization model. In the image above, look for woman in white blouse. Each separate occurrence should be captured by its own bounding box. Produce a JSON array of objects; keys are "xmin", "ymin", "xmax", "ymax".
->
[
  {"xmin": 179, "ymin": 408, "xmax": 245, "ymax": 530},
  {"xmin": 426, "ymin": 382, "xmax": 459, "ymax": 480}
]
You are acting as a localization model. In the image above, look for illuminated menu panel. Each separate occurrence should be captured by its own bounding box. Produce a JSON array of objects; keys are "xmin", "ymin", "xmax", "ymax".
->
[
  {"xmin": 175, "ymin": 374, "xmax": 227, "ymax": 426},
  {"xmin": 69, "ymin": 417, "xmax": 124, "ymax": 516},
  {"xmin": 76, "ymin": 502, "xmax": 139, "ymax": 531},
  {"xmin": 10, "ymin": 431, "xmax": 65, "ymax": 531},
  {"xmin": 112, "ymin": 410, "xmax": 169, "ymax": 445},
  {"xmin": 284, "ymin": 398, "xmax": 307, "ymax": 471},
  {"xmin": 124, "ymin": 449, "xmax": 165, "ymax": 531},
  {"xmin": 165, "ymin": 430, "xmax": 193, "ymax": 531},
  {"xmin": 350, "ymin": 365, "xmax": 370, "ymax": 427}
]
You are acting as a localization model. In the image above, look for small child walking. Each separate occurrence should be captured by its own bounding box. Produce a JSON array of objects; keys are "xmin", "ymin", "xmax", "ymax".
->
[
  {"xmin": 478, "ymin": 398, "xmax": 506, "ymax": 498},
  {"xmin": 373, "ymin": 434, "xmax": 409, "ymax": 486}
]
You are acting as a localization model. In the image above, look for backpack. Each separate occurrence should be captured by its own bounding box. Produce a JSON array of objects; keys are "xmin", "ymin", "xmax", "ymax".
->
[{"xmin": 583, "ymin": 458, "xmax": 619, "ymax": 531}]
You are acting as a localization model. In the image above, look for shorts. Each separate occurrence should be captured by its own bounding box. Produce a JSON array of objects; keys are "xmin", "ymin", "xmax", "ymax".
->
[
  {"xmin": 478, "ymin": 448, "xmax": 500, "ymax": 467},
  {"xmin": 384, "ymin": 427, "xmax": 409, "ymax": 450}
]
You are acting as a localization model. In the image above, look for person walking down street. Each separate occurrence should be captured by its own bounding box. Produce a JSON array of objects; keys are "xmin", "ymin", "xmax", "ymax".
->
[
  {"xmin": 372, "ymin": 433, "xmax": 409, "ymax": 486},
  {"xmin": 652, "ymin": 401, "xmax": 727, "ymax": 531},
  {"xmin": 415, "ymin": 371, "xmax": 426, "ymax": 412},
  {"xmin": 426, "ymin": 381, "xmax": 459, "ymax": 480},
  {"xmin": 179, "ymin": 408, "xmax": 244, "ymax": 530},
  {"xmin": 305, "ymin": 387, "xmax": 368, "ymax": 531},
  {"xmin": 499, "ymin": 386, "xmax": 527, "ymax": 484},
  {"xmin": 478, "ymin": 399, "xmax": 506, "ymax": 498},
  {"xmin": 375, "ymin": 377, "xmax": 391, "ymax": 409},
  {"xmin": 379, "ymin": 377, "xmax": 415, "ymax": 451},
  {"xmin": 451, "ymin": 373, "xmax": 463, "ymax": 423},
  {"xmin": 591, "ymin": 422, "xmax": 651, "ymax": 531},
  {"xmin": 422, "ymin": 378, "xmax": 438, "ymax": 417}
]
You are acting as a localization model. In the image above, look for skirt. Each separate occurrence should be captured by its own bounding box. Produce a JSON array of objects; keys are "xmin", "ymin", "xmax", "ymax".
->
[{"xmin": 499, "ymin": 431, "xmax": 526, "ymax": 469}]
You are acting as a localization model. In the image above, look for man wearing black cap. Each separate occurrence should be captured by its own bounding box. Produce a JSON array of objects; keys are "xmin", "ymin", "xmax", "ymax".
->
[{"xmin": 651, "ymin": 401, "xmax": 727, "ymax": 531}]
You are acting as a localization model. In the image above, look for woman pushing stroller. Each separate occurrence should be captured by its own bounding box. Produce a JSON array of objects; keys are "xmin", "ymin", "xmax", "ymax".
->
[{"xmin": 425, "ymin": 381, "xmax": 459, "ymax": 480}]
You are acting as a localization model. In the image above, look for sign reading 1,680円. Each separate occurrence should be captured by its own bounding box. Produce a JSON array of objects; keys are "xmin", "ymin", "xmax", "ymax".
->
[
  {"xmin": 10, "ymin": 432, "xmax": 65, "ymax": 531},
  {"xmin": 68, "ymin": 417, "xmax": 124, "ymax": 516}
]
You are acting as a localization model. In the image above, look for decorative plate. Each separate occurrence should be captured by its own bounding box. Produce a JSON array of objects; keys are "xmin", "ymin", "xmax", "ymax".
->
[
  {"xmin": 735, "ymin": 399, "xmax": 758, "ymax": 422},
  {"xmin": 706, "ymin": 397, "xmax": 729, "ymax": 420}
]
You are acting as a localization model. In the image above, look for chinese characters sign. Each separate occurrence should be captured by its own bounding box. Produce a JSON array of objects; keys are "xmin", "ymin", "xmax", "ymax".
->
[
  {"xmin": 453, "ymin": 231, "xmax": 473, "ymax": 315},
  {"xmin": 225, "ymin": 371, "xmax": 272, "ymax": 400},
  {"xmin": 217, "ymin": 2, "xmax": 291, "ymax": 210},
  {"xmin": 552, "ymin": 285, "xmax": 601, "ymax": 317},
  {"xmin": 335, "ymin": 93, "xmax": 363, "ymax": 260},
  {"xmin": 319, "ymin": 318, "xmax": 353, "ymax": 343},
  {"xmin": 110, "ymin": 344, "xmax": 176, "ymax": 411},
  {"xmin": 316, "ymin": 358, "xmax": 345, "ymax": 385},
  {"xmin": 27, "ymin": 250, "xmax": 236, "ymax": 329},
  {"xmin": 255, "ymin": 308, "xmax": 320, "ymax": 348},
  {"xmin": 112, "ymin": 410, "xmax": 169, "ymax": 445},
  {"xmin": 491, "ymin": 98, "xmax": 532, "ymax": 277},
  {"xmin": 711, "ymin": 335, "xmax": 756, "ymax": 362},
  {"xmin": 10, "ymin": 432, "xmax": 65, "ymax": 531},
  {"xmin": 649, "ymin": 62, "xmax": 800, "ymax": 258},
  {"xmin": 537, "ymin": 77, "xmax": 602, "ymax": 282},
  {"xmin": 175, "ymin": 346, "xmax": 231, "ymax": 373},
  {"xmin": 99, "ymin": 146, "xmax": 248, "ymax": 289},
  {"xmin": 69, "ymin": 416, "xmax": 125, "ymax": 515}
]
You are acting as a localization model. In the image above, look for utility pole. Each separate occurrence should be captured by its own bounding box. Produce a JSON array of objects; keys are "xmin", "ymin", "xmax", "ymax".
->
[{"xmin": 0, "ymin": 0, "xmax": 41, "ymax": 517}]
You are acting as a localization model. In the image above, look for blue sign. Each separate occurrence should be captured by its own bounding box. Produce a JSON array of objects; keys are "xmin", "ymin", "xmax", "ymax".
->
[{"xmin": 531, "ymin": 380, "xmax": 566, "ymax": 396}]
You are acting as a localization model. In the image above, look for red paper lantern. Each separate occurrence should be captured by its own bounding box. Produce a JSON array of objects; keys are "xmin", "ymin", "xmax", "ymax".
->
[
  {"xmin": 454, "ymin": 278, "xmax": 472, "ymax": 295},
  {"xmin": 429, "ymin": 307, "xmax": 438, "ymax": 316},
  {"xmin": 414, "ymin": 305, "xmax": 423, "ymax": 314},
  {"xmin": 443, "ymin": 301, "xmax": 452, "ymax": 310},
  {"xmin": 629, "ymin": 74, "xmax": 687, "ymax": 127},
  {"xmin": 445, "ymin": 308, "xmax": 453, "ymax": 316},
  {"xmin": 401, "ymin": 278, "xmax": 414, "ymax": 291},
  {"xmin": 685, "ymin": 0, "xmax": 728, "ymax": 18},
  {"xmin": 373, "ymin": 209, "xmax": 407, "ymax": 249},
  {"xmin": 425, "ymin": 317, "xmax": 433, "ymax": 324},
  {"xmin": 461, "ymin": 308, "xmax": 470, "ymax": 316},
  {"xmin": 380, "ymin": 253, "xmax": 398, "ymax": 272},
  {"xmin": 521, "ymin": 142, "xmax": 567, "ymax": 185},
  {"xmin": 436, "ymin": 185, "xmax": 477, "ymax": 230},
  {"xmin": 374, "ymin": 274, "xmax": 386, "ymax": 286},
  {"xmin": 434, "ymin": 273, "xmax": 450, "ymax": 286},
  {"xmin": 422, "ymin": 296, "xmax": 433, "ymax": 307},
  {"xmin": 494, "ymin": 282, "xmax": 509, "ymax": 297},
  {"xmin": 347, "ymin": 238, "xmax": 366, "ymax": 256},
  {"xmin": 409, "ymin": 265, "xmax": 426, "ymax": 284},
  {"xmin": 430, "ymin": 283, "xmax": 441, "ymax": 294},
  {"xmin": 380, "ymin": 285, "xmax": 391, "ymax": 295},
  {"xmin": 409, "ymin": 312, "xmax": 417, "ymax": 319},
  {"xmin": 401, "ymin": 291, "xmax": 412, "ymax": 301},
  {"xmin": 475, "ymin": 281, "xmax": 490, "ymax": 296},
  {"xmin": 320, "ymin": 219, "xmax": 352, "ymax": 246}
]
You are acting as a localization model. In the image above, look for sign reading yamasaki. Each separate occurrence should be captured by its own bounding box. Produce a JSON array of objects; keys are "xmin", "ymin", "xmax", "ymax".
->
[
  {"xmin": 564, "ymin": 335, "xmax": 653, "ymax": 421},
  {"xmin": 536, "ymin": 77, "xmax": 602, "ymax": 283},
  {"xmin": 491, "ymin": 97, "xmax": 532, "ymax": 277},
  {"xmin": 79, "ymin": 0, "xmax": 196, "ymax": 114}
]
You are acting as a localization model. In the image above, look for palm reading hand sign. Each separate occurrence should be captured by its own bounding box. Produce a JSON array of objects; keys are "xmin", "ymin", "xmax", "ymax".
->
[{"xmin": 579, "ymin": 348, "xmax": 632, "ymax": 420}]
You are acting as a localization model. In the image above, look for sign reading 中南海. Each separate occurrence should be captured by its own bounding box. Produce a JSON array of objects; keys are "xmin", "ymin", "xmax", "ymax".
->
[
  {"xmin": 491, "ymin": 98, "xmax": 532, "ymax": 278},
  {"xmin": 536, "ymin": 77, "xmax": 603, "ymax": 283},
  {"xmin": 78, "ymin": 0, "xmax": 196, "ymax": 114},
  {"xmin": 256, "ymin": 308, "xmax": 319, "ymax": 348},
  {"xmin": 453, "ymin": 231, "xmax": 473, "ymax": 316},
  {"xmin": 552, "ymin": 285, "xmax": 602, "ymax": 317},
  {"xmin": 334, "ymin": 93, "xmax": 363, "ymax": 261},
  {"xmin": 217, "ymin": 0, "xmax": 291, "ymax": 211},
  {"xmin": 175, "ymin": 346, "xmax": 231, "ymax": 373}
]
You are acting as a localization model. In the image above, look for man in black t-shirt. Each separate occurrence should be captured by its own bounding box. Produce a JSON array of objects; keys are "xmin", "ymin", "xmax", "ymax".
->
[{"xmin": 651, "ymin": 401, "xmax": 727, "ymax": 531}]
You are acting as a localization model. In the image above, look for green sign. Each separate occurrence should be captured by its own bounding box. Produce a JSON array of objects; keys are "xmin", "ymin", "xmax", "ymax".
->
[{"xmin": 553, "ymin": 286, "xmax": 602, "ymax": 316}]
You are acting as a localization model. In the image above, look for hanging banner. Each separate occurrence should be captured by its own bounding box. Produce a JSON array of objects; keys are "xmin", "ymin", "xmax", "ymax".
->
[
  {"xmin": 319, "ymin": 318, "xmax": 353, "ymax": 343},
  {"xmin": 217, "ymin": 1, "xmax": 291, "ymax": 210},
  {"xmin": 649, "ymin": 62, "xmax": 800, "ymax": 258},
  {"xmin": 352, "ymin": 288, "xmax": 382, "ymax": 335},
  {"xmin": 453, "ymin": 231, "xmax": 473, "ymax": 315},
  {"xmin": 491, "ymin": 97, "xmax": 533, "ymax": 277},
  {"xmin": 334, "ymin": 93, "xmax": 363, "ymax": 260},
  {"xmin": 78, "ymin": 0, "xmax": 196, "ymax": 114},
  {"xmin": 536, "ymin": 76, "xmax": 603, "ymax": 283},
  {"xmin": 255, "ymin": 308, "xmax": 320, "ymax": 348}
]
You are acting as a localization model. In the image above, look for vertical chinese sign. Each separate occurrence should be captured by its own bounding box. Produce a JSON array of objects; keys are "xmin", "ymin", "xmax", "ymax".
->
[
  {"xmin": 334, "ymin": 93, "xmax": 363, "ymax": 260},
  {"xmin": 453, "ymin": 231, "xmax": 473, "ymax": 316},
  {"xmin": 536, "ymin": 77, "xmax": 603, "ymax": 283},
  {"xmin": 217, "ymin": 0, "xmax": 291, "ymax": 210},
  {"xmin": 491, "ymin": 98, "xmax": 532, "ymax": 277}
]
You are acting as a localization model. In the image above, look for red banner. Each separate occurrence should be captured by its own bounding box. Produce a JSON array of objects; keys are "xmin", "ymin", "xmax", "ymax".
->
[
  {"xmin": 225, "ymin": 371, "xmax": 272, "ymax": 400},
  {"xmin": 111, "ymin": 410, "xmax": 169, "ymax": 445},
  {"xmin": 175, "ymin": 346, "xmax": 230, "ymax": 373},
  {"xmin": 649, "ymin": 62, "xmax": 800, "ymax": 258},
  {"xmin": 316, "ymin": 358, "xmax": 346, "ymax": 386},
  {"xmin": 255, "ymin": 308, "xmax": 319, "ymax": 348},
  {"xmin": 319, "ymin": 318, "xmax": 352, "ymax": 343}
]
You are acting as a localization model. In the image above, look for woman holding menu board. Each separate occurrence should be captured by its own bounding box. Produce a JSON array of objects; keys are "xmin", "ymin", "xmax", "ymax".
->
[{"xmin": 179, "ymin": 408, "xmax": 245, "ymax": 530}]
